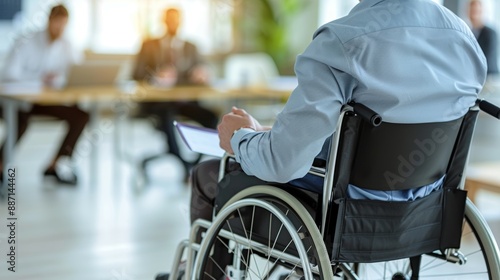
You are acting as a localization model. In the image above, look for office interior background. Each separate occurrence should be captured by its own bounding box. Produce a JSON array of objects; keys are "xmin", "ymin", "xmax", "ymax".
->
[{"xmin": 0, "ymin": 0, "xmax": 499, "ymax": 279}]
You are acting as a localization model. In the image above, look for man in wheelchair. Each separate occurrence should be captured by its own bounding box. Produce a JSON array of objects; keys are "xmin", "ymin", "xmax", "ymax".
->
[{"xmin": 157, "ymin": 0, "xmax": 500, "ymax": 279}]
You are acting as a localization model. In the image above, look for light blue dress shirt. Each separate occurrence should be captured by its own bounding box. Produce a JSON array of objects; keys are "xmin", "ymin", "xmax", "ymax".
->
[{"xmin": 230, "ymin": 0, "xmax": 487, "ymax": 198}]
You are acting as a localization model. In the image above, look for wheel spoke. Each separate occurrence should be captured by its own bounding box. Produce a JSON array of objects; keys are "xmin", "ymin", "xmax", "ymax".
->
[
  {"xmin": 206, "ymin": 254, "xmax": 231, "ymax": 280},
  {"xmin": 288, "ymin": 245, "xmax": 312, "ymax": 278},
  {"xmin": 247, "ymin": 206, "xmax": 257, "ymax": 279},
  {"xmin": 420, "ymin": 255, "xmax": 441, "ymax": 271},
  {"xmin": 222, "ymin": 221, "xmax": 261, "ymax": 278},
  {"xmin": 236, "ymin": 207, "xmax": 263, "ymax": 278},
  {"xmin": 197, "ymin": 194, "xmax": 332, "ymax": 280},
  {"xmin": 267, "ymin": 225, "xmax": 304, "ymax": 275},
  {"xmin": 203, "ymin": 271, "xmax": 218, "ymax": 280},
  {"xmin": 264, "ymin": 209, "xmax": 290, "ymax": 279},
  {"xmin": 420, "ymin": 271, "xmax": 489, "ymax": 278}
]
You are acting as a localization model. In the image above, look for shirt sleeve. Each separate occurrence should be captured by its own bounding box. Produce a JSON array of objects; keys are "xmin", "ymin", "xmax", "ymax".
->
[
  {"xmin": 2, "ymin": 38, "xmax": 28, "ymax": 82},
  {"xmin": 132, "ymin": 41, "xmax": 150, "ymax": 81},
  {"xmin": 53, "ymin": 39, "xmax": 80, "ymax": 89},
  {"xmin": 230, "ymin": 26, "xmax": 358, "ymax": 183}
]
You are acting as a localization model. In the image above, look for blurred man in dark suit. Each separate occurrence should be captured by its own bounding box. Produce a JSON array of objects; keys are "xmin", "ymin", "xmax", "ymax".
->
[
  {"xmin": 132, "ymin": 7, "xmax": 218, "ymax": 180},
  {"xmin": 469, "ymin": 0, "xmax": 499, "ymax": 74}
]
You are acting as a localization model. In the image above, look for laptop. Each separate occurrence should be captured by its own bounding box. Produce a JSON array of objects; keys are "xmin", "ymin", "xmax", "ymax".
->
[{"xmin": 66, "ymin": 62, "xmax": 122, "ymax": 87}]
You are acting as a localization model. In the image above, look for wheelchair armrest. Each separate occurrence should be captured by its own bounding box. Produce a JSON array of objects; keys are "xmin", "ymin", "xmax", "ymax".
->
[
  {"xmin": 219, "ymin": 153, "xmax": 235, "ymax": 182},
  {"xmin": 479, "ymin": 99, "xmax": 500, "ymax": 119},
  {"xmin": 348, "ymin": 102, "xmax": 382, "ymax": 126}
]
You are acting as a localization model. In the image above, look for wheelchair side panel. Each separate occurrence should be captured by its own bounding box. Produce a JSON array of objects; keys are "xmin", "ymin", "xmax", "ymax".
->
[{"xmin": 332, "ymin": 188, "xmax": 466, "ymax": 263}]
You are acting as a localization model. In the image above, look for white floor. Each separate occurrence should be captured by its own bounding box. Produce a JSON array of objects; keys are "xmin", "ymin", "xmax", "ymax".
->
[
  {"xmin": 0, "ymin": 118, "xmax": 193, "ymax": 280},
  {"xmin": 0, "ymin": 114, "xmax": 498, "ymax": 280}
]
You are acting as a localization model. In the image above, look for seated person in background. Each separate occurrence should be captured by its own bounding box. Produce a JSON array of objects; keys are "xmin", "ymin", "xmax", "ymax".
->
[
  {"xmin": 133, "ymin": 7, "xmax": 218, "ymax": 180},
  {"xmin": 155, "ymin": 0, "xmax": 488, "ymax": 279},
  {"xmin": 0, "ymin": 4, "xmax": 89, "ymax": 185},
  {"xmin": 468, "ymin": 0, "xmax": 499, "ymax": 75}
]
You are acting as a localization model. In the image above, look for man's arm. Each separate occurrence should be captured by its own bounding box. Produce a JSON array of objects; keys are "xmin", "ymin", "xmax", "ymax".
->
[
  {"xmin": 2, "ymin": 38, "xmax": 29, "ymax": 82},
  {"xmin": 50, "ymin": 39, "xmax": 81, "ymax": 88},
  {"xmin": 219, "ymin": 27, "xmax": 357, "ymax": 183},
  {"xmin": 132, "ymin": 41, "xmax": 153, "ymax": 81}
]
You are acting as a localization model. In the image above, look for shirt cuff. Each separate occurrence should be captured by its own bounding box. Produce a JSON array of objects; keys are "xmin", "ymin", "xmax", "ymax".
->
[{"xmin": 230, "ymin": 128, "xmax": 256, "ymax": 162}]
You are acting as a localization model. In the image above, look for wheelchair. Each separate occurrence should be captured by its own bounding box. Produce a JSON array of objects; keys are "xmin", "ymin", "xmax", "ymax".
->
[{"xmin": 170, "ymin": 99, "xmax": 500, "ymax": 280}]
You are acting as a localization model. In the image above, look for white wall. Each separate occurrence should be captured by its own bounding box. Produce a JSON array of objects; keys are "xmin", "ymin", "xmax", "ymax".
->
[
  {"xmin": 3, "ymin": 0, "xmax": 498, "ymax": 61},
  {"xmin": 318, "ymin": 0, "xmax": 357, "ymax": 27},
  {"xmin": 288, "ymin": 1, "xmax": 320, "ymax": 57},
  {"xmin": 0, "ymin": 0, "xmax": 223, "ymax": 57}
]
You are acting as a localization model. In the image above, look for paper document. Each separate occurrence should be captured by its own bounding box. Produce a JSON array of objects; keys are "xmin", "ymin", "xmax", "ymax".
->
[{"xmin": 175, "ymin": 122, "xmax": 225, "ymax": 158}]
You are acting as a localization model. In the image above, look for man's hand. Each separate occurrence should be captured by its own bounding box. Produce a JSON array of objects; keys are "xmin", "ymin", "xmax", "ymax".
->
[
  {"xmin": 154, "ymin": 66, "xmax": 178, "ymax": 87},
  {"xmin": 189, "ymin": 65, "xmax": 210, "ymax": 85},
  {"xmin": 218, "ymin": 107, "xmax": 258, "ymax": 154},
  {"xmin": 43, "ymin": 73, "xmax": 57, "ymax": 87}
]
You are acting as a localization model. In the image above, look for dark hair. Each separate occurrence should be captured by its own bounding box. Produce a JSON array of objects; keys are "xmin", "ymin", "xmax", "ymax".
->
[
  {"xmin": 49, "ymin": 4, "xmax": 69, "ymax": 19},
  {"xmin": 166, "ymin": 7, "xmax": 180, "ymax": 14},
  {"xmin": 165, "ymin": 7, "xmax": 180, "ymax": 18}
]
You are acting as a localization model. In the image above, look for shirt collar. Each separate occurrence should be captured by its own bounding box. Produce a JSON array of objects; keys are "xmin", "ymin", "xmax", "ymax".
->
[
  {"xmin": 350, "ymin": 0, "xmax": 387, "ymax": 14},
  {"xmin": 42, "ymin": 29, "xmax": 64, "ymax": 45}
]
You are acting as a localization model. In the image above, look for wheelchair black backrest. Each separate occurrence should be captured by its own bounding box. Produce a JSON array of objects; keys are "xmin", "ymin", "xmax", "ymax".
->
[
  {"xmin": 324, "ymin": 103, "xmax": 479, "ymax": 263},
  {"xmin": 332, "ymin": 107, "xmax": 479, "ymax": 195}
]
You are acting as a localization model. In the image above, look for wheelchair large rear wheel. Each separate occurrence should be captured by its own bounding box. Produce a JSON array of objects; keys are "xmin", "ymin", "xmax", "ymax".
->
[
  {"xmin": 343, "ymin": 199, "xmax": 500, "ymax": 280},
  {"xmin": 192, "ymin": 186, "xmax": 333, "ymax": 280}
]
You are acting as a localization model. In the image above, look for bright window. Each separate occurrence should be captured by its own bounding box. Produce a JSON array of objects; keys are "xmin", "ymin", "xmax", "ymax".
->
[{"xmin": 66, "ymin": 0, "xmax": 233, "ymax": 55}]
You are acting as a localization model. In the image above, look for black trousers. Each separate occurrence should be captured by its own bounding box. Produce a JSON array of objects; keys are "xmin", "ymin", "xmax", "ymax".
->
[
  {"xmin": 140, "ymin": 101, "xmax": 218, "ymax": 167},
  {"xmin": 0, "ymin": 105, "xmax": 89, "ymax": 167},
  {"xmin": 191, "ymin": 159, "xmax": 222, "ymax": 223},
  {"xmin": 190, "ymin": 160, "xmax": 236, "ymax": 280}
]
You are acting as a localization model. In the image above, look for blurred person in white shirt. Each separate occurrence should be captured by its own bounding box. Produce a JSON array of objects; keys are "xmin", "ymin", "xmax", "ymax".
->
[
  {"xmin": 0, "ymin": 4, "xmax": 88, "ymax": 185},
  {"xmin": 3, "ymin": 4, "xmax": 80, "ymax": 88}
]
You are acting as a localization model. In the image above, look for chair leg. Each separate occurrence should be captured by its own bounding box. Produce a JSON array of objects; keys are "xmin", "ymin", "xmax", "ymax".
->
[
  {"xmin": 140, "ymin": 152, "xmax": 202, "ymax": 182},
  {"xmin": 140, "ymin": 153, "xmax": 166, "ymax": 170},
  {"xmin": 410, "ymin": 255, "xmax": 422, "ymax": 280}
]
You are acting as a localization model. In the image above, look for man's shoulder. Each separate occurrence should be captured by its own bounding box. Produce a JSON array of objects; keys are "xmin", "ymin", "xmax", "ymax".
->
[
  {"xmin": 313, "ymin": 19, "xmax": 362, "ymax": 45},
  {"xmin": 12, "ymin": 30, "xmax": 44, "ymax": 46},
  {"xmin": 317, "ymin": 0, "xmax": 474, "ymax": 43}
]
